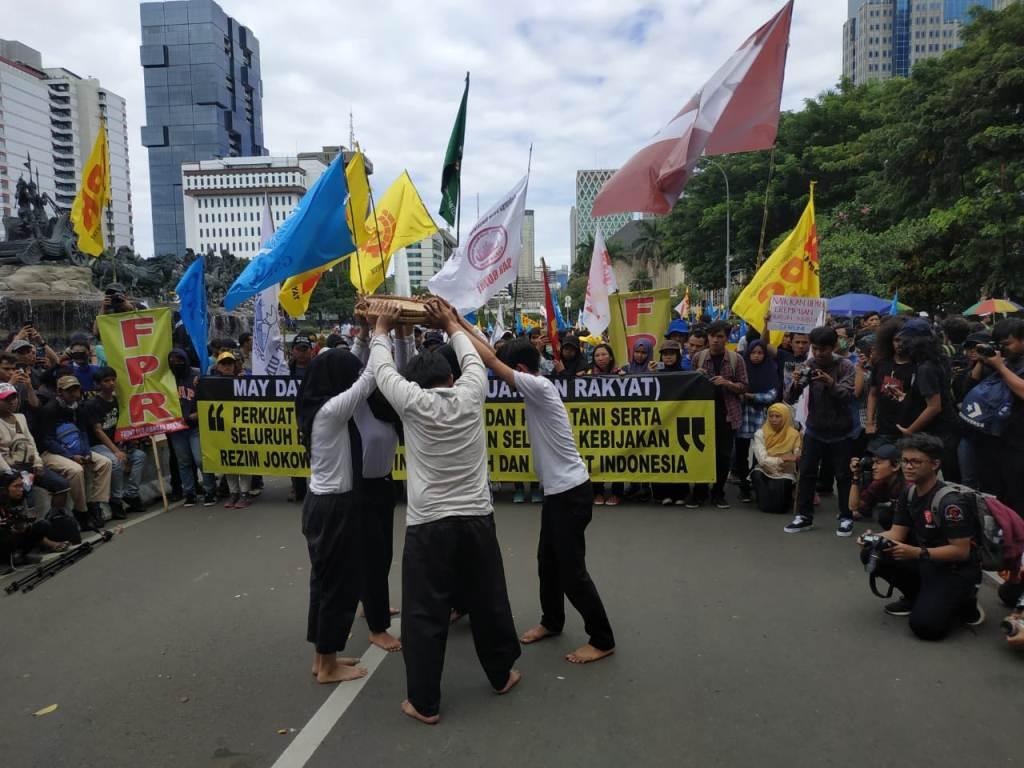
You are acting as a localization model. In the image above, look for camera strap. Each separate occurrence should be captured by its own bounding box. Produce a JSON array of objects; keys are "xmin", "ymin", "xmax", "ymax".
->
[{"xmin": 869, "ymin": 574, "xmax": 895, "ymax": 599}]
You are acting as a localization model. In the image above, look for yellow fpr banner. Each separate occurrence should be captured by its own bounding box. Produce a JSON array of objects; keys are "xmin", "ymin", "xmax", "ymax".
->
[
  {"xmin": 196, "ymin": 373, "xmax": 717, "ymax": 482},
  {"xmin": 70, "ymin": 123, "xmax": 111, "ymax": 257},
  {"xmin": 731, "ymin": 183, "xmax": 819, "ymax": 336},
  {"xmin": 350, "ymin": 171, "xmax": 438, "ymax": 294},
  {"xmin": 279, "ymin": 153, "xmax": 371, "ymax": 317},
  {"xmin": 96, "ymin": 308, "xmax": 186, "ymax": 440},
  {"xmin": 608, "ymin": 288, "xmax": 672, "ymax": 366}
]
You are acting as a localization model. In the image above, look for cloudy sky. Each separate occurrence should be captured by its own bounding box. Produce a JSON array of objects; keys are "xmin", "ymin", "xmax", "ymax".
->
[{"xmin": 8, "ymin": 0, "xmax": 845, "ymax": 269}]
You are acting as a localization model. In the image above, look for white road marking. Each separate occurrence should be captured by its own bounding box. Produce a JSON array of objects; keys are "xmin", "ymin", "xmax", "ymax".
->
[{"xmin": 270, "ymin": 622, "xmax": 399, "ymax": 768}]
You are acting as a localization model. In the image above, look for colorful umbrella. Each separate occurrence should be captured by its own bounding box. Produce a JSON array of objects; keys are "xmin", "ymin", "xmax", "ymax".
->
[{"xmin": 964, "ymin": 299, "xmax": 1023, "ymax": 316}]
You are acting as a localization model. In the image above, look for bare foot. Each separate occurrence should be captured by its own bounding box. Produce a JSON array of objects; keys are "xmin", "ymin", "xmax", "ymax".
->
[
  {"xmin": 311, "ymin": 655, "xmax": 360, "ymax": 676},
  {"xmin": 520, "ymin": 624, "xmax": 559, "ymax": 644},
  {"xmin": 369, "ymin": 631, "xmax": 402, "ymax": 652},
  {"xmin": 389, "ymin": 607, "xmax": 401, "ymax": 616},
  {"xmin": 449, "ymin": 609, "xmax": 465, "ymax": 625},
  {"xmin": 495, "ymin": 668, "xmax": 521, "ymax": 695},
  {"xmin": 317, "ymin": 661, "xmax": 368, "ymax": 684},
  {"xmin": 401, "ymin": 699, "xmax": 440, "ymax": 725},
  {"xmin": 566, "ymin": 644, "xmax": 615, "ymax": 664}
]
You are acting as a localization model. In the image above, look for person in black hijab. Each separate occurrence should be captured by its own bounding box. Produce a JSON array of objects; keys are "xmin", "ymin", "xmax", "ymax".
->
[{"xmin": 294, "ymin": 348, "xmax": 376, "ymax": 684}]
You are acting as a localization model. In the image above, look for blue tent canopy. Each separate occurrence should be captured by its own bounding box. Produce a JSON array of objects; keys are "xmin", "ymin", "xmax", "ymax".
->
[{"xmin": 827, "ymin": 293, "xmax": 890, "ymax": 317}]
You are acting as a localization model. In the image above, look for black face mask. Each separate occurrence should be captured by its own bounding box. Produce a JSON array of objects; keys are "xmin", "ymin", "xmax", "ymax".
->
[
  {"xmin": 171, "ymin": 362, "xmax": 189, "ymax": 376},
  {"xmin": 71, "ymin": 351, "xmax": 89, "ymax": 363}
]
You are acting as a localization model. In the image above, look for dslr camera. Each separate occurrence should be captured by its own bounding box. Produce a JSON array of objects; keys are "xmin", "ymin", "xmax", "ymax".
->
[
  {"xmin": 861, "ymin": 533, "xmax": 895, "ymax": 576},
  {"xmin": 975, "ymin": 343, "xmax": 998, "ymax": 358}
]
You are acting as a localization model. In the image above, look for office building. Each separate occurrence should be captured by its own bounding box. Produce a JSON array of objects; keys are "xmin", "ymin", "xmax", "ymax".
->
[
  {"xmin": 392, "ymin": 230, "xmax": 457, "ymax": 295},
  {"xmin": 568, "ymin": 205, "xmax": 577, "ymax": 272},
  {"xmin": 842, "ymin": 1, "xmax": 1007, "ymax": 85},
  {"xmin": 140, "ymin": 0, "xmax": 267, "ymax": 257},
  {"xmin": 573, "ymin": 169, "xmax": 632, "ymax": 266},
  {"xmin": 519, "ymin": 209, "xmax": 535, "ymax": 280},
  {"xmin": 0, "ymin": 40, "xmax": 133, "ymax": 249}
]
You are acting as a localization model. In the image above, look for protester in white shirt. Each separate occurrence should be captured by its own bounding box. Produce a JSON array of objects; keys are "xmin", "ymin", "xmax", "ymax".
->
[
  {"xmin": 458, "ymin": 317, "xmax": 615, "ymax": 665},
  {"xmin": 368, "ymin": 299, "xmax": 521, "ymax": 725},
  {"xmin": 294, "ymin": 348, "xmax": 375, "ymax": 685}
]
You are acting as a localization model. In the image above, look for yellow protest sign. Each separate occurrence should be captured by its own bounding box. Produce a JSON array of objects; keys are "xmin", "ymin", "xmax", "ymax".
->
[
  {"xmin": 96, "ymin": 308, "xmax": 186, "ymax": 440},
  {"xmin": 196, "ymin": 376, "xmax": 308, "ymax": 477},
  {"xmin": 731, "ymin": 183, "xmax": 819, "ymax": 336},
  {"xmin": 197, "ymin": 373, "xmax": 717, "ymax": 483},
  {"xmin": 607, "ymin": 288, "xmax": 672, "ymax": 366}
]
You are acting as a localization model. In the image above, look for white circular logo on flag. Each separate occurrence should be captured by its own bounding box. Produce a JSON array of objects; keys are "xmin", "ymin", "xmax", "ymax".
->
[{"xmin": 467, "ymin": 226, "xmax": 508, "ymax": 270}]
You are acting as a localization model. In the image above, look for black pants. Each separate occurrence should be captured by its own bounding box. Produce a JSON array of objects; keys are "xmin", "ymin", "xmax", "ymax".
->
[
  {"xmin": 751, "ymin": 471, "xmax": 793, "ymax": 515},
  {"xmin": 975, "ymin": 435, "xmax": 1024, "ymax": 518},
  {"xmin": 360, "ymin": 476, "xmax": 396, "ymax": 634},
  {"xmin": 402, "ymin": 514, "xmax": 520, "ymax": 718},
  {"xmin": 0, "ymin": 520, "xmax": 50, "ymax": 564},
  {"xmin": 292, "ymin": 476, "xmax": 307, "ymax": 502},
  {"xmin": 537, "ymin": 481, "xmax": 615, "ymax": 651},
  {"xmin": 796, "ymin": 435, "xmax": 853, "ymax": 521},
  {"xmin": 732, "ymin": 436, "xmax": 753, "ymax": 492},
  {"xmin": 697, "ymin": 422, "xmax": 734, "ymax": 498},
  {"xmin": 859, "ymin": 551, "xmax": 980, "ymax": 641},
  {"xmin": 302, "ymin": 492, "xmax": 362, "ymax": 654}
]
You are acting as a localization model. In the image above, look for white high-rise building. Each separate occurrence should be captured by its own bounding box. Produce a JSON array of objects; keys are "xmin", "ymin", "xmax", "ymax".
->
[
  {"xmin": 519, "ymin": 209, "xmax": 535, "ymax": 280},
  {"xmin": 0, "ymin": 40, "xmax": 133, "ymax": 249},
  {"xmin": 574, "ymin": 170, "xmax": 632, "ymax": 258},
  {"xmin": 393, "ymin": 230, "xmax": 457, "ymax": 295}
]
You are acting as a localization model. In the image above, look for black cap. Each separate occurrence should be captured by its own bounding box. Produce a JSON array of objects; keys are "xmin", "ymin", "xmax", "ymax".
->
[
  {"xmin": 292, "ymin": 334, "xmax": 313, "ymax": 348},
  {"xmin": 871, "ymin": 443, "xmax": 900, "ymax": 461},
  {"xmin": 423, "ymin": 331, "xmax": 444, "ymax": 348},
  {"xmin": 325, "ymin": 333, "xmax": 344, "ymax": 348}
]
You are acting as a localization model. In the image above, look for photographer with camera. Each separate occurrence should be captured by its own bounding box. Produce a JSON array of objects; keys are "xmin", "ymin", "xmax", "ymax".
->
[
  {"xmin": 783, "ymin": 326, "xmax": 857, "ymax": 536},
  {"xmin": 97, "ymin": 283, "xmax": 136, "ymax": 317},
  {"xmin": 0, "ymin": 470, "xmax": 69, "ymax": 573},
  {"xmin": 849, "ymin": 443, "xmax": 906, "ymax": 529},
  {"xmin": 857, "ymin": 434, "xmax": 984, "ymax": 639},
  {"xmin": 7, "ymin": 322, "xmax": 59, "ymax": 373}
]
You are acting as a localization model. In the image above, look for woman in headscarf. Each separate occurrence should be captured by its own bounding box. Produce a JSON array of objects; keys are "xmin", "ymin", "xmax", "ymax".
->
[
  {"xmin": 555, "ymin": 337, "xmax": 588, "ymax": 378},
  {"xmin": 750, "ymin": 403, "xmax": 802, "ymax": 515},
  {"xmin": 625, "ymin": 340, "xmax": 653, "ymax": 374},
  {"xmin": 294, "ymin": 347, "xmax": 377, "ymax": 684},
  {"xmin": 734, "ymin": 339, "xmax": 779, "ymax": 502}
]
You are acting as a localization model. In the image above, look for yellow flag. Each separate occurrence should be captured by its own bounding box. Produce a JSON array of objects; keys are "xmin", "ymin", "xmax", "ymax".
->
[
  {"xmin": 350, "ymin": 171, "xmax": 437, "ymax": 294},
  {"xmin": 70, "ymin": 123, "xmax": 111, "ymax": 257},
  {"xmin": 731, "ymin": 183, "xmax": 819, "ymax": 341},
  {"xmin": 279, "ymin": 153, "xmax": 371, "ymax": 318}
]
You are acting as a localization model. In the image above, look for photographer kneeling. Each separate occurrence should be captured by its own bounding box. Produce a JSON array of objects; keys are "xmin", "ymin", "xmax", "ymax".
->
[
  {"xmin": 849, "ymin": 443, "xmax": 906, "ymax": 529},
  {"xmin": 858, "ymin": 434, "xmax": 984, "ymax": 640}
]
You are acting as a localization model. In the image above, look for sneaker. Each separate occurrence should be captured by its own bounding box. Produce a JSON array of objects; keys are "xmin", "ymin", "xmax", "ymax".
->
[
  {"xmin": 247, "ymin": 486, "xmax": 262, "ymax": 497},
  {"xmin": 512, "ymin": 490, "xmax": 525, "ymax": 504},
  {"xmin": 531, "ymin": 490, "xmax": 543, "ymax": 503},
  {"xmin": 836, "ymin": 518, "xmax": 854, "ymax": 537},
  {"xmin": 109, "ymin": 500, "xmax": 127, "ymax": 521},
  {"xmin": 235, "ymin": 493, "xmax": 252, "ymax": 509},
  {"xmin": 183, "ymin": 495, "xmax": 197, "ymax": 508},
  {"xmin": 784, "ymin": 516, "xmax": 814, "ymax": 533},
  {"xmin": 593, "ymin": 494, "xmax": 605, "ymax": 506},
  {"xmin": 710, "ymin": 492, "xmax": 730, "ymax": 509},
  {"xmin": 224, "ymin": 494, "xmax": 240, "ymax": 509},
  {"xmin": 661, "ymin": 497, "xmax": 674, "ymax": 506},
  {"xmin": 884, "ymin": 597, "xmax": 913, "ymax": 616},
  {"xmin": 738, "ymin": 488, "xmax": 753, "ymax": 503},
  {"xmin": 683, "ymin": 493, "xmax": 700, "ymax": 509},
  {"xmin": 605, "ymin": 495, "xmax": 621, "ymax": 506},
  {"xmin": 123, "ymin": 496, "xmax": 144, "ymax": 514},
  {"xmin": 962, "ymin": 601, "xmax": 986, "ymax": 627},
  {"xmin": 675, "ymin": 499, "xmax": 686, "ymax": 506},
  {"xmin": 203, "ymin": 493, "xmax": 217, "ymax": 507}
]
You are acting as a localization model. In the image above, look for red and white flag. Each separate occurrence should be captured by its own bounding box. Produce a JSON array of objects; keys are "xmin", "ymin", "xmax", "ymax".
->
[
  {"xmin": 581, "ymin": 227, "xmax": 618, "ymax": 335},
  {"xmin": 592, "ymin": 0, "xmax": 793, "ymax": 217}
]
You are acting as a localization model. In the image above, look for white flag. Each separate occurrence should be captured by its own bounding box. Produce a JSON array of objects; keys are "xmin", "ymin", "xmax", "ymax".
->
[
  {"xmin": 581, "ymin": 227, "xmax": 618, "ymax": 335},
  {"xmin": 490, "ymin": 307, "xmax": 506, "ymax": 345},
  {"xmin": 251, "ymin": 195, "xmax": 288, "ymax": 375},
  {"xmin": 428, "ymin": 176, "xmax": 529, "ymax": 314}
]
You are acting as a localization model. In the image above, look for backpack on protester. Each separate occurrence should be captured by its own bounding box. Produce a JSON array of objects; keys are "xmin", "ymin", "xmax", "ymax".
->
[
  {"xmin": 958, "ymin": 365, "xmax": 1023, "ymax": 436},
  {"xmin": 908, "ymin": 483, "xmax": 1024, "ymax": 572},
  {"xmin": 55, "ymin": 422, "xmax": 89, "ymax": 457}
]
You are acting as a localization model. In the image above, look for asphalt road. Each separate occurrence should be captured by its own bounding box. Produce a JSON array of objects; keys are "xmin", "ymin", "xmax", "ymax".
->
[{"xmin": 2, "ymin": 479, "xmax": 1020, "ymax": 768}]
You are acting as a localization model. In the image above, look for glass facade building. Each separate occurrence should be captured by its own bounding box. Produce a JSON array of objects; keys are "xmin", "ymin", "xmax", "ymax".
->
[
  {"xmin": 893, "ymin": 0, "xmax": 912, "ymax": 76},
  {"xmin": 139, "ymin": 0, "xmax": 266, "ymax": 257}
]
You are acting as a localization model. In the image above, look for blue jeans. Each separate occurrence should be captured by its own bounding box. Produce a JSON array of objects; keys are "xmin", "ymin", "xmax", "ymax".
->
[
  {"xmin": 957, "ymin": 433, "xmax": 978, "ymax": 490},
  {"xmin": 169, "ymin": 429, "xmax": 214, "ymax": 497},
  {"xmin": 92, "ymin": 444, "xmax": 148, "ymax": 501}
]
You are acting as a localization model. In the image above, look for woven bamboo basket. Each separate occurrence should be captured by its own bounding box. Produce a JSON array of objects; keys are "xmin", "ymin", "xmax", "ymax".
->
[{"xmin": 355, "ymin": 295, "xmax": 431, "ymax": 323}]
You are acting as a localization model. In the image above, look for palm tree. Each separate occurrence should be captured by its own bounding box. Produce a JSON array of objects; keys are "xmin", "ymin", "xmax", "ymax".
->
[
  {"xmin": 574, "ymin": 232, "xmax": 626, "ymax": 277},
  {"xmin": 630, "ymin": 219, "xmax": 666, "ymax": 275}
]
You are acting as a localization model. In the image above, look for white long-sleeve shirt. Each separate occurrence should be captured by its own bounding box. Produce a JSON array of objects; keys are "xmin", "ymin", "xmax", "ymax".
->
[
  {"xmin": 307, "ymin": 368, "xmax": 376, "ymax": 495},
  {"xmin": 348, "ymin": 334, "xmax": 410, "ymax": 479},
  {"xmin": 368, "ymin": 330, "xmax": 491, "ymax": 526}
]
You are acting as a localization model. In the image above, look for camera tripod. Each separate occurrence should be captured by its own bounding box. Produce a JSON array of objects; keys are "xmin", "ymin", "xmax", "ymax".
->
[{"xmin": 4, "ymin": 529, "xmax": 114, "ymax": 595}]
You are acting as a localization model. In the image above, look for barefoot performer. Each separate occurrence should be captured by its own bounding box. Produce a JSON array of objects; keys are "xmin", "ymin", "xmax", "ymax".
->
[
  {"xmin": 369, "ymin": 299, "xmax": 521, "ymax": 724},
  {"xmin": 350, "ymin": 315, "xmax": 411, "ymax": 654},
  {"xmin": 458, "ymin": 316, "xmax": 616, "ymax": 664},
  {"xmin": 295, "ymin": 348, "xmax": 377, "ymax": 683}
]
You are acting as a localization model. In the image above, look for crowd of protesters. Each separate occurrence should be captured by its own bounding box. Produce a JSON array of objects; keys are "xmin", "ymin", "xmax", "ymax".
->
[{"xmin": 3, "ymin": 286, "xmax": 1022, "ymax": 649}]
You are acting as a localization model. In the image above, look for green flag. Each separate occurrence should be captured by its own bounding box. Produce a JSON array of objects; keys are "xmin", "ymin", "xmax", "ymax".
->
[{"xmin": 439, "ymin": 72, "xmax": 469, "ymax": 228}]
